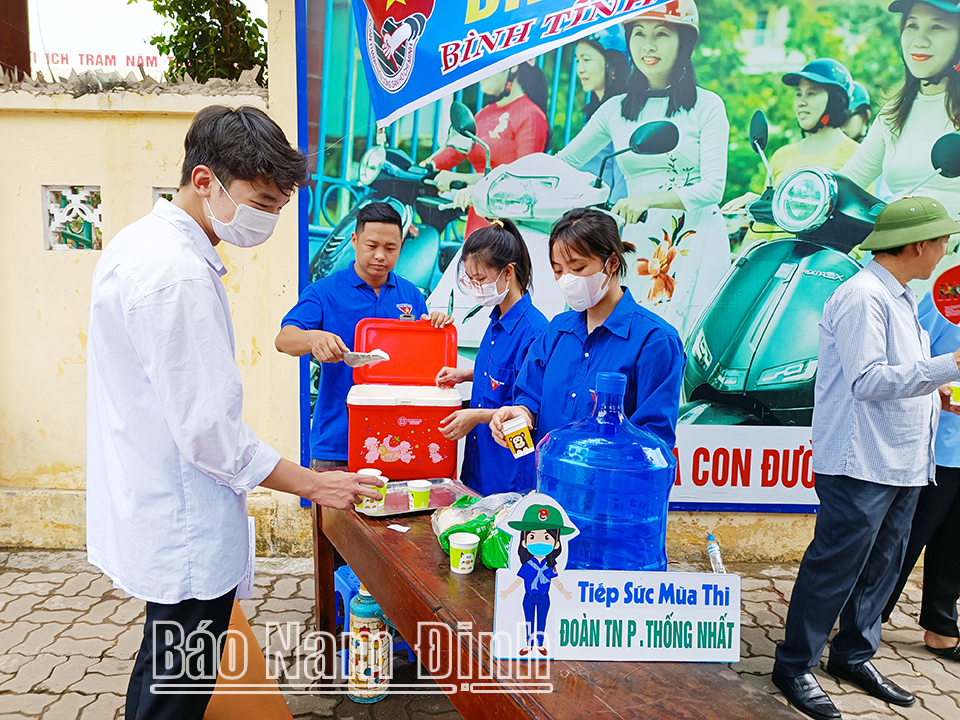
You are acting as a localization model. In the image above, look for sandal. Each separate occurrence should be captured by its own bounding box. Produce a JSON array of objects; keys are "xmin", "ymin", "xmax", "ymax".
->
[{"xmin": 925, "ymin": 643, "xmax": 960, "ymax": 662}]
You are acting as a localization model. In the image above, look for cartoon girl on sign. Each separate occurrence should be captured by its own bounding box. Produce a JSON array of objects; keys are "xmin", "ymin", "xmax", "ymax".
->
[{"xmin": 499, "ymin": 502, "xmax": 575, "ymax": 656}]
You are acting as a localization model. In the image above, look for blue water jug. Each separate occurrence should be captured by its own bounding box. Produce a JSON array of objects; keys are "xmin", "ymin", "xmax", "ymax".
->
[{"xmin": 536, "ymin": 372, "xmax": 676, "ymax": 570}]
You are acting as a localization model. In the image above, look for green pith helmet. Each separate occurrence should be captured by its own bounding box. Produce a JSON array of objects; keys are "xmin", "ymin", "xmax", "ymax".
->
[
  {"xmin": 860, "ymin": 196, "xmax": 960, "ymax": 251},
  {"xmin": 507, "ymin": 504, "xmax": 576, "ymax": 535}
]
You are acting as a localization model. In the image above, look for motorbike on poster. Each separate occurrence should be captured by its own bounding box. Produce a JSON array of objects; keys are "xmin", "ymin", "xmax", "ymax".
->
[
  {"xmin": 307, "ymin": 145, "xmax": 466, "ymax": 401},
  {"xmin": 679, "ymin": 111, "xmax": 960, "ymax": 426},
  {"xmin": 308, "ymin": 145, "xmax": 465, "ymax": 291},
  {"xmin": 425, "ymin": 101, "xmax": 680, "ymax": 354}
]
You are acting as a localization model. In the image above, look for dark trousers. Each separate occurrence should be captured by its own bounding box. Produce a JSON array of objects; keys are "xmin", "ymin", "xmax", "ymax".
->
[
  {"xmin": 125, "ymin": 587, "xmax": 236, "ymax": 720},
  {"xmin": 774, "ymin": 474, "xmax": 920, "ymax": 677},
  {"xmin": 883, "ymin": 465, "xmax": 960, "ymax": 638}
]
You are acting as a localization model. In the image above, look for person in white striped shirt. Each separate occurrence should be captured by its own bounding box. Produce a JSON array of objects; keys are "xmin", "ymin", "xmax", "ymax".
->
[{"xmin": 772, "ymin": 196, "xmax": 960, "ymax": 720}]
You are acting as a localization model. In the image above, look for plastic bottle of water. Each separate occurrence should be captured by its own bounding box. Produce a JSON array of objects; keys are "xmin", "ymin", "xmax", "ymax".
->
[
  {"xmin": 536, "ymin": 372, "xmax": 677, "ymax": 571},
  {"xmin": 347, "ymin": 585, "xmax": 389, "ymax": 704},
  {"xmin": 707, "ymin": 534, "xmax": 726, "ymax": 574}
]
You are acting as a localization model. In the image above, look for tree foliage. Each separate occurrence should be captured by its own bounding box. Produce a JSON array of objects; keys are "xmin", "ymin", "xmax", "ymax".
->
[{"xmin": 130, "ymin": 0, "xmax": 267, "ymax": 84}]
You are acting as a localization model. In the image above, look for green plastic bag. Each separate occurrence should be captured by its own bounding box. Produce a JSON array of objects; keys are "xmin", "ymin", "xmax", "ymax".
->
[
  {"xmin": 480, "ymin": 528, "xmax": 512, "ymax": 570},
  {"xmin": 450, "ymin": 495, "xmax": 480, "ymax": 510},
  {"xmin": 431, "ymin": 492, "xmax": 523, "ymax": 563},
  {"xmin": 438, "ymin": 514, "xmax": 493, "ymax": 553}
]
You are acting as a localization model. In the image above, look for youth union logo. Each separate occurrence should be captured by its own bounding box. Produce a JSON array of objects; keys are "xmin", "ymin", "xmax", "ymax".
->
[{"xmin": 365, "ymin": 0, "xmax": 435, "ymax": 94}]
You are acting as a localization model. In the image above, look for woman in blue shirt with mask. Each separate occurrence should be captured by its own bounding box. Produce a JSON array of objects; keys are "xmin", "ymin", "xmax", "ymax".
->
[
  {"xmin": 490, "ymin": 208, "xmax": 685, "ymax": 451},
  {"xmin": 436, "ymin": 219, "xmax": 548, "ymax": 495}
]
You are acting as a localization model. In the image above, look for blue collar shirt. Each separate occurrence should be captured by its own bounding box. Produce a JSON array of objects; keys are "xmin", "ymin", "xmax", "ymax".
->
[
  {"xmin": 281, "ymin": 264, "xmax": 427, "ymax": 461},
  {"xmin": 462, "ymin": 293, "xmax": 548, "ymax": 495},
  {"xmin": 514, "ymin": 288, "xmax": 685, "ymax": 449},
  {"xmin": 918, "ymin": 291, "xmax": 960, "ymax": 468},
  {"xmin": 813, "ymin": 262, "xmax": 960, "ymax": 485}
]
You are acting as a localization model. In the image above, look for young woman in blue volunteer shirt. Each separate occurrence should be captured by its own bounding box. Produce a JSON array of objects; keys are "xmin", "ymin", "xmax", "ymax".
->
[
  {"xmin": 435, "ymin": 219, "xmax": 548, "ymax": 495},
  {"xmin": 490, "ymin": 208, "xmax": 685, "ymax": 451}
]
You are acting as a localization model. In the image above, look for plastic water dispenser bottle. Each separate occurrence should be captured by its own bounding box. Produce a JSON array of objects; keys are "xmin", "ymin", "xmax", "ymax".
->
[{"xmin": 536, "ymin": 372, "xmax": 677, "ymax": 570}]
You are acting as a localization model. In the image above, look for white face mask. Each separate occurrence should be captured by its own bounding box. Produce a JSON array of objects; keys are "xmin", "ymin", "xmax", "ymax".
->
[
  {"xmin": 205, "ymin": 176, "xmax": 279, "ymax": 247},
  {"xmin": 460, "ymin": 266, "xmax": 509, "ymax": 308},
  {"xmin": 557, "ymin": 263, "xmax": 611, "ymax": 312}
]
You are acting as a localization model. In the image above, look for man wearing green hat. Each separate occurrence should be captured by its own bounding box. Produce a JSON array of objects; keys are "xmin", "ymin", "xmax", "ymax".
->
[{"xmin": 773, "ymin": 196, "xmax": 960, "ymax": 720}]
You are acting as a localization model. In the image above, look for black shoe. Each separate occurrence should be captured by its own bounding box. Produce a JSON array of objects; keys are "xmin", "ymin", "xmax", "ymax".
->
[
  {"xmin": 825, "ymin": 659, "xmax": 914, "ymax": 707},
  {"xmin": 771, "ymin": 670, "xmax": 841, "ymax": 720},
  {"xmin": 926, "ymin": 643, "xmax": 960, "ymax": 662}
]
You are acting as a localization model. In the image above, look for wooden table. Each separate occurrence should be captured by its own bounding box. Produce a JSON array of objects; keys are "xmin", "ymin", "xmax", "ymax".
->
[{"xmin": 311, "ymin": 503, "xmax": 800, "ymax": 720}]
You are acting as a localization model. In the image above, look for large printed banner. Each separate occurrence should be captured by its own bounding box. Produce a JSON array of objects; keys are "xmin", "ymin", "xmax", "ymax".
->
[
  {"xmin": 671, "ymin": 427, "xmax": 817, "ymax": 512},
  {"xmin": 353, "ymin": 0, "xmax": 668, "ymax": 126},
  {"xmin": 306, "ymin": 1, "xmax": 960, "ymax": 513}
]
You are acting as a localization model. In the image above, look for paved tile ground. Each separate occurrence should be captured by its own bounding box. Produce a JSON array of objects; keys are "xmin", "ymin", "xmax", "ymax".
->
[{"xmin": 0, "ymin": 551, "xmax": 958, "ymax": 719}]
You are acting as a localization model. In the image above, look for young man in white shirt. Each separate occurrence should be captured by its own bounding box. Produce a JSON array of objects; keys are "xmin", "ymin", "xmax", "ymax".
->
[{"xmin": 86, "ymin": 105, "xmax": 384, "ymax": 720}]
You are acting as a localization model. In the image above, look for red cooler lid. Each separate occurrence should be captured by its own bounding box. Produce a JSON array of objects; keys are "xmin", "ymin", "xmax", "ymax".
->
[{"xmin": 353, "ymin": 319, "xmax": 458, "ymax": 385}]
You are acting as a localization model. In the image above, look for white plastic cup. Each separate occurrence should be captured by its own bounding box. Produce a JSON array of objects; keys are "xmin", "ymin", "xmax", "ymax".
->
[
  {"xmin": 449, "ymin": 532, "xmax": 480, "ymax": 575},
  {"xmin": 502, "ymin": 415, "xmax": 535, "ymax": 459},
  {"xmin": 356, "ymin": 468, "xmax": 387, "ymax": 510},
  {"xmin": 407, "ymin": 480, "xmax": 432, "ymax": 510}
]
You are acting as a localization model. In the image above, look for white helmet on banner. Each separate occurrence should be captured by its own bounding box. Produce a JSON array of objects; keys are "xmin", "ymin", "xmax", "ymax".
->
[{"xmin": 622, "ymin": 0, "xmax": 700, "ymax": 44}]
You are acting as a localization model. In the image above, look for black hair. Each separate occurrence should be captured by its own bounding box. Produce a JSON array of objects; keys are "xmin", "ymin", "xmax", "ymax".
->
[
  {"xmin": 873, "ymin": 244, "xmax": 907, "ymax": 256},
  {"xmin": 513, "ymin": 63, "xmax": 553, "ymax": 153},
  {"xmin": 620, "ymin": 22, "xmax": 698, "ymax": 121},
  {"xmin": 885, "ymin": 10, "xmax": 960, "ymax": 136},
  {"xmin": 459, "ymin": 218, "xmax": 533, "ymax": 294},
  {"xmin": 356, "ymin": 202, "xmax": 403, "ymax": 236},
  {"xmin": 517, "ymin": 527, "xmax": 563, "ymax": 569},
  {"xmin": 579, "ymin": 43, "xmax": 631, "ymax": 121},
  {"xmin": 605, "ymin": 50, "xmax": 631, "ymax": 99},
  {"xmin": 801, "ymin": 85, "xmax": 850, "ymax": 135},
  {"xmin": 549, "ymin": 208, "xmax": 635, "ymax": 279},
  {"xmin": 180, "ymin": 105, "xmax": 307, "ymax": 194}
]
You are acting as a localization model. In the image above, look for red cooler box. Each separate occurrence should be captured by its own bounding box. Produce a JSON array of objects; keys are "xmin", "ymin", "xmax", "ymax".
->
[{"xmin": 346, "ymin": 319, "xmax": 461, "ymax": 479}]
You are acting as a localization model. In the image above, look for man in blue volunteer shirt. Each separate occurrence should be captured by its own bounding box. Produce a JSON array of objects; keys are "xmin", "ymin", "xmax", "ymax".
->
[{"xmin": 276, "ymin": 202, "xmax": 453, "ymax": 467}]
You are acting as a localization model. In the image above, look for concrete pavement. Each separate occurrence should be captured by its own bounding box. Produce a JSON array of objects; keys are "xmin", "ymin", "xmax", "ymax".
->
[{"xmin": 0, "ymin": 550, "xmax": 958, "ymax": 719}]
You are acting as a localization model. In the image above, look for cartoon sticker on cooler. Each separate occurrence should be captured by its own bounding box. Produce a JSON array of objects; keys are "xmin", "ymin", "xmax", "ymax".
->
[
  {"xmin": 363, "ymin": 435, "xmax": 415, "ymax": 464},
  {"xmin": 428, "ymin": 442, "xmax": 445, "ymax": 463},
  {"xmin": 498, "ymin": 496, "xmax": 578, "ymax": 657}
]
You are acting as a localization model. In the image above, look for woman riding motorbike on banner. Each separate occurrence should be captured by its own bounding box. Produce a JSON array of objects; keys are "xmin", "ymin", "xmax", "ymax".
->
[
  {"xmin": 722, "ymin": 58, "xmax": 861, "ymax": 242},
  {"xmin": 840, "ymin": 0, "xmax": 960, "ymax": 665},
  {"xmin": 426, "ymin": 61, "xmax": 551, "ymax": 238},
  {"xmin": 555, "ymin": 0, "xmax": 731, "ymax": 339},
  {"xmin": 574, "ymin": 33, "xmax": 631, "ymax": 204}
]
